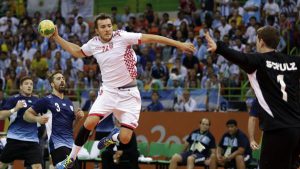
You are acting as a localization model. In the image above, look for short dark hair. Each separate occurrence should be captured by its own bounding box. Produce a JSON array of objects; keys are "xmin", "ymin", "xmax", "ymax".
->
[
  {"xmin": 48, "ymin": 70, "xmax": 63, "ymax": 83},
  {"xmin": 94, "ymin": 14, "xmax": 112, "ymax": 29},
  {"xmin": 20, "ymin": 76, "xmax": 33, "ymax": 85},
  {"xmin": 151, "ymin": 91, "xmax": 159, "ymax": 97},
  {"xmin": 257, "ymin": 26, "xmax": 280, "ymax": 49},
  {"xmin": 200, "ymin": 118, "xmax": 211, "ymax": 126},
  {"xmin": 226, "ymin": 119, "xmax": 237, "ymax": 126}
]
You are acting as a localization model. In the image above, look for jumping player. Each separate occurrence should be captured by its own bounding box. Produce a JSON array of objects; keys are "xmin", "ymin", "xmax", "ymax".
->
[{"xmin": 52, "ymin": 14, "xmax": 196, "ymax": 168}]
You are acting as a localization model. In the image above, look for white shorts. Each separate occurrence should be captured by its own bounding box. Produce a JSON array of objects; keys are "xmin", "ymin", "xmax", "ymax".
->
[{"xmin": 89, "ymin": 85, "xmax": 141, "ymax": 129}]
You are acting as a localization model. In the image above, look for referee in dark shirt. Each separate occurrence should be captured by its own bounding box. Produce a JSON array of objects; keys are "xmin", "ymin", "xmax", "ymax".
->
[{"xmin": 205, "ymin": 26, "xmax": 300, "ymax": 169}]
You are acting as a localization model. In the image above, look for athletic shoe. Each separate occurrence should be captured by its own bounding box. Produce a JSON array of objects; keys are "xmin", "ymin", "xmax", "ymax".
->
[
  {"xmin": 97, "ymin": 127, "xmax": 120, "ymax": 150},
  {"xmin": 55, "ymin": 155, "xmax": 74, "ymax": 169}
]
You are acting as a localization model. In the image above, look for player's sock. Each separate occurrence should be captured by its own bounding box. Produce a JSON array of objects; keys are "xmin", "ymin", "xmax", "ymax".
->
[
  {"xmin": 69, "ymin": 144, "xmax": 81, "ymax": 160},
  {"xmin": 112, "ymin": 133, "xmax": 119, "ymax": 142},
  {"xmin": 69, "ymin": 126, "xmax": 91, "ymax": 159}
]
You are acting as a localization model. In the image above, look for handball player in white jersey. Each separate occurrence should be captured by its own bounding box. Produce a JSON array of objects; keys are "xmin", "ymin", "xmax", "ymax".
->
[{"xmin": 53, "ymin": 14, "xmax": 195, "ymax": 169}]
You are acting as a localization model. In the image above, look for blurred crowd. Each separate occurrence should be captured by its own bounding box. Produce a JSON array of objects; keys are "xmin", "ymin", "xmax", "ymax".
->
[{"xmin": 0, "ymin": 0, "xmax": 299, "ymax": 104}]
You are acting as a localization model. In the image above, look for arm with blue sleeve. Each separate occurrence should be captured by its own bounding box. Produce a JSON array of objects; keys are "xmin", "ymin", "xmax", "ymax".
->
[
  {"xmin": 0, "ymin": 97, "xmax": 24, "ymax": 120},
  {"xmin": 23, "ymin": 98, "xmax": 49, "ymax": 124}
]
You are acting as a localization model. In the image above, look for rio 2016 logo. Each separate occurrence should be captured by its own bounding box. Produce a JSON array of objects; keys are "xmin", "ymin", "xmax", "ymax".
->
[{"xmin": 136, "ymin": 125, "xmax": 188, "ymax": 144}]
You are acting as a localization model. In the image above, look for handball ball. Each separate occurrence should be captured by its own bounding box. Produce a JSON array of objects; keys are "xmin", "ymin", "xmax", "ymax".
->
[{"xmin": 38, "ymin": 20, "xmax": 55, "ymax": 38}]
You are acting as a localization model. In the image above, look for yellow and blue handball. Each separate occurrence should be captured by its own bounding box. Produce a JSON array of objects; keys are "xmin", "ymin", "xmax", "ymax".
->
[{"xmin": 38, "ymin": 20, "xmax": 55, "ymax": 38}]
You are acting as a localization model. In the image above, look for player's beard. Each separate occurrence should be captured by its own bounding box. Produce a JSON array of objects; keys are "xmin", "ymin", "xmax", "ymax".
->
[{"xmin": 55, "ymin": 84, "xmax": 66, "ymax": 94}]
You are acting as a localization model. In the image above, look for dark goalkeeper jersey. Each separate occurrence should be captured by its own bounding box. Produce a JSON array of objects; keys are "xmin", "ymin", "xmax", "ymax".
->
[{"xmin": 216, "ymin": 41, "xmax": 300, "ymax": 131}]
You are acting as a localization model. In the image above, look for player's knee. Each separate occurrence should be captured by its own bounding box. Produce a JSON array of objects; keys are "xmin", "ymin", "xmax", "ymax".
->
[
  {"xmin": 84, "ymin": 116, "xmax": 100, "ymax": 130},
  {"xmin": 170, "ymin": 154, "xmax": 182, "ymax": 163},
  {"xmin": 119, "ymin": 134, "xmax": 131, "ymax": 144},
  {"xmin": 235, "ymin": 155, "xmax": 244, "ymax": 163},
  {"xmin": 187, "ymin": 155, "xmax": 195, "ymax": 163}
]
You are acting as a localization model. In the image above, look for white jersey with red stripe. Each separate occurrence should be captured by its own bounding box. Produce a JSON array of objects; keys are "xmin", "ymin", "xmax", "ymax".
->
[{"xmin": 81, "ymin": 30, "xmax": 142, "ymax": 88}]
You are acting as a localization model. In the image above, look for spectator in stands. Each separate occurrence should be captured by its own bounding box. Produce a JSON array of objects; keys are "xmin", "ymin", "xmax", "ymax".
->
[
  {"xmin": 182, "ymin": 52, "xmax": 199, "ymax": 74},
  {"xmin": 136, "ymin": 14, "xmax": 149, "ymax": 32},
  {"xmin": 243, "ymin": 0, "xmax": 261, "ymax": 25},
  {"xmin": 101, "ymin": 119, "xmax": 139, "ymax": 169},
  {"xmin": 121, "ymin": 6, "xmax": 134, "ymax": 23},
  {"xmin": 211, "ymin": 11, "xmax": 222, "ymax": 30},
  {"xmin": 174, "ymin": 11, "xmax": 189, "ymax": 28},
  {"xmin": 82, "ymin": 90, "xmax": 97, "ymax": 112},
  {"xmin": 232, "ymin": 38, "xmax": 246, "ymax": 52},
  {"xmin": 243, "ymin": 16, "xmax": 257, "ymax": 45},
  {"xmin": 281, "ymin": 0, "xmax": 297, "ymax": 22},
  {"xmin": 150, "ymin": 57, "xmax": 168, "ymax": 90},
  {"xmin": 194, "ymin": 36, "xmax": 208, "ymax": 62},
  {"xmin": 144, "ymin": 3, "xmax": 156, "ymax": 24},
  {"xmin": 169, "ymin": 118, "xmax": 217, "ymax": 169},
  {"xmin": 231, "ymin": 0, "xmax": 244, "ymax": 17},
  {"xmin": 140, "ymin": 60, "xmax": 152, "ymax": 90},
  {"xmin": 185, "ymin": 69, "xmax": 200, "ymax": 88},
  {"xmin": 174, "ymin": 89, "xmax": 196, "ymax": 112},
  {"xmin": 30, "ymin": 50, "xmax": 48, "ymax": 77},
  {"xmin": 216, "ymin": 0, "xmax": 231, "ymax": 17},
  {"xmin": 0, "ymin": 11, "xmax": 19, "ymax": 33},
  {"xmin": 279, "ymin": 12, "xmax": 292, "ymax": 31},
  {"xmin": 170, "ymin": 57, "xmax": 188, "ymax": 81},
  {"xmin": 202, "ymin": 55, "xmax": 219, "ymax": 75},
  {"xmin": 263, "ymin": 0, "xmax": 280, "ymax": 20},
  {"xmin": 213, "ymin": 119, "xmax": 252, "ymax": 169},
  {"xmin": 205, "ymin": 74, "xmax": 219, "ymax": 91},
  {"xmin": 197, "ymin": 0, "xmax": 215, "ymax": 20},
  {"xmin": 0, "ymin": 52, "xmax": 8, "ymax": 77},
  {"xmin": 168, "ymin": 69, "xmax": 183, "ymax": 88},
  {"xmin": 229, "ymin": 10, "xmax": 243, "ymax": 28},
  {"xmin": 111, "ymin": 6, "xmax": 122, "ymax": 25},
  {"xmin": 146, "ymin": 91, "xmax": 164, "ymax": 112},
  {"xmin": 180, "ymin": 0, "xmax": 196, "ymax": 16},
  {"xmin": 159, "ymin": 12, "xmax": 170, "ymax": 29},
  {"xmin": 179, "ymin": 21, "xmax": 189, "ymax": 41},
  {"xmin": 22, "ymin": 40, "xmax": 37, "ymax": 62},
  {"xmin": 218, "ymin": 16, "xmax": 232, "ymax": 40},
  {"xmin": 5, "ymin": 70, "xmax": 18, "ymax": 94}
]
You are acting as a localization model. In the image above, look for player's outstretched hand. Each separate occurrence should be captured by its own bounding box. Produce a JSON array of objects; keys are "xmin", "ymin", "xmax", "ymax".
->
[
  {"xmin": 179, "ymin": 42, "xmax": 196, "ymax": 54},
  {"xmin": 51, "ymin": 26, "xmax": 59, "ymax": 39},
  {"xmin": 75, "ymin": 108, "xmax": 84, "ymax": 119},
  {"xmin": 205, "ymin": 31, "xmax": 217, "ymax": 53}
]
